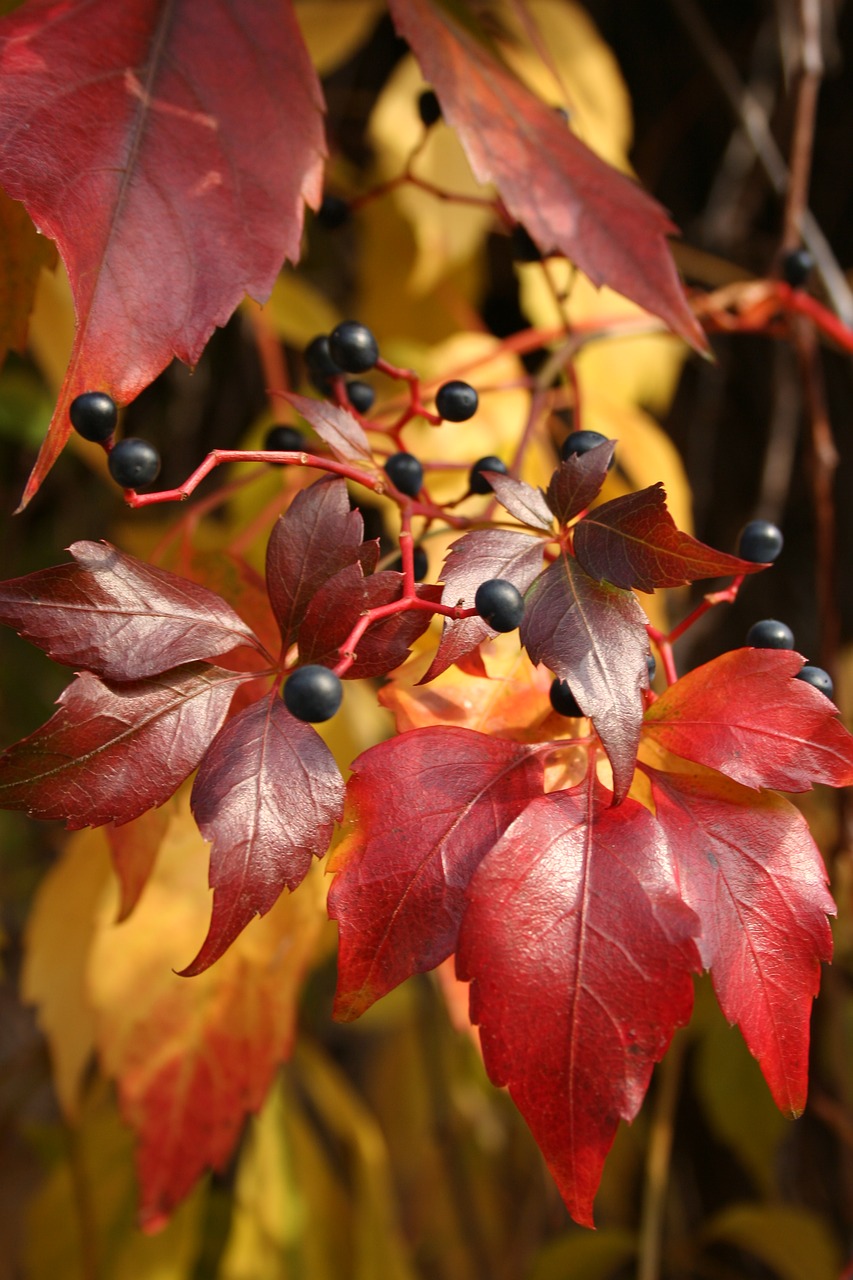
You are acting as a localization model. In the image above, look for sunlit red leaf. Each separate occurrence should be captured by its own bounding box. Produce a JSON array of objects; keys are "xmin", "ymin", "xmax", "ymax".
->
[
  {"xmin": 520, "ymin": 552, "xmax": 649, "ymax": 801},
  {"xmin": 458, "ymin": 776, "xmax": 699, "ymax": 1225},
  {"xmin": 265, "ymin": 477, "xmax": 366, "ymax": 645},
  {"xmin": 184, "ymin": 691, "xmax": 344, "ymax": 974},
  {"xmin": 0, "ymin": 0, "xmax": 325, "ymax": 506},
  {"xmin": 648, "ymin": 765, "xmax": 834, "ymax": 1115},
  {"xmin": 423, "ymin": 528, "xmax": 544, "ymax": 681},
  {"xmin": 0, "ymin": 188, "xmax": 56, "ymax": 366},
  {"xmin": 545, "ymin": 440, "xmax": 614, "ymax": 525},
  {"xmin": 0, "ymin": 665, "xmax": 245, "ymax": 828},
  {"xmin": 485, "ymin": 473, "xmax": 554, "ymax": 532},
  {"xmin": 283, "ymin": 391, "xmax": 375, "ymax": 465},
  {"xmin": 643, "ymin": 648, "xmax": 853, "ymax": 791},
  {"xmin": 329, "ymin": 727, "xmax": 545, "ymax": 1020},
  {"xmin": 388, "ymin": 0, "xmax": 705, "ymax": 349},
  {"xmin": 574, "ymin": 484, "xmax": 761, "ymax": 591},
  {"xmin": 0, "ymin": 541, "xmax": 263, "ymax": 680},
  {"xmin": 184, "ymin": 549, "xmax": 281, "ymax": 664}
]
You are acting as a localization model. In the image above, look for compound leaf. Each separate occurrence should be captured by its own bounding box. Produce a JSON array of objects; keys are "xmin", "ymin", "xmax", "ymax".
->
[
  {"xmin": 184, "ymin": 691, "xmax": 344, "ymax": 974},
  {"xmin": 0, "ymin": 541, "xmax": 263, "ymax": 680},
  {"xmin": 328, "ymin": 727, "xmax": 545, "ymax": 1020},
  {"xmin": 283, "ymin": 391, "xmax": 375, "ymax": 465},
  {"xmin": 486, "ymin": 473, "xmax": 554, "ymax": 532},
  {"xmin": 545, "ymin": 441, "xmax": 614, "ymax": 525},
  {"xmin": 458, "ymin": 776, "xmax": 699, "ymax": 1226}
]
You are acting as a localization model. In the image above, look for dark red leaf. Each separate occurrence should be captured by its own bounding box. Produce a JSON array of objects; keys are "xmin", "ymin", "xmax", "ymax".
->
[
  {"xmin": 422, "ymin": 528, "xmax": 544, "ymax": 682},
  {"xmin": 520, "ymin": 553, "xmax": 649, "ymax": 801},
  {"xmin": 574, "ymin": 484, "xmax": 761, "ymax": 591},
  {"xmin": 296, "ymin": 562, "xmax": 367, "ymax": 669},
  {"xmin": 649, "ymin": 766, "xmax": 834, "ymax": 1115},
  {"xmin": 545, "ymin": 441, "xmax": 615, "ymax": 525},
  {"xmin": 283, "ymin": 392, "xmax": 375, "ymax": 465},
  {"xmin": 265, "ymin": 477, "xmax": 365, "ymax": 645},
  {"xmin": 387, "ymin": 0, "xmax": 705, "ymax": 350},
  {"xmin": 0, "ymin": 665, "xmax": 244, "ymax": 828},
  {"xmin": 184, "ymin": 549, "xmax": 281, "ymax": 664},
  {"xmin": 0, "ymin": 0, "xmax": 325, "ymax": 506},
  {"xmin": 106, "ymin": 806, "xmax": 171, "ymax": 922},
  {"xmin": 184, "ymin": 692, "xmax": 344, "ymax": 974},
  {"xmin": 329, "ymin": 727, "xmax": 545, "ymax": 1020},
  {"xmin": 0, "ymin": 541, "xmax": 262, "ymax": 680},
  {"xmin": 485, "ymin": 473, "xmax": 554, "ymax": 532},
  {"xmin": 643, "ymin": 648, "xmax": 853, "ymax": 791},
  {"xmin": 458, "ymin": 776, "xmax": 699, "ymax": 1226},
  {"xmin": 348, "ymin": 575, "xmax": 444, "ymax": 679}
]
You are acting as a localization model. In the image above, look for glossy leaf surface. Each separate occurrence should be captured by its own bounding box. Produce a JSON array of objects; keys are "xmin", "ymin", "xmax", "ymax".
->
[
  {"xmin": 545, "ymin": 441, "xmax": 615, "ymax": 526},
  {"xmin": 283, "ymin": 391, "xmax": 375, "ymax": 464},
  {"xmin": 485, "ymin": 473, "xmax": 554, "ymax": 532}
]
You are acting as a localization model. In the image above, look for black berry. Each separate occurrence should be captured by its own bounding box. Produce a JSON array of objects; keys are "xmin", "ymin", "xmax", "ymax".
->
[
  {"xmin": 549, "ymin": 678, "xmax": 583, "ymax": 717},
  {"xmin": 647, "ymin": 653, "xmax": 657, "ymax": 682},
  {"xmin": 384, "ymin": 452, "xmax": 423, "ymax": 498},
  {"xmin": 796, "ymin": 665, "xmax": 834, "ymax": 699},
  {"xmin": 418, "ymin": 89, "xmax": 441, "ymax": 127},
  {"xmin": 469, "ymin": 455, "xmax": 508, "ymax": 494},
  {"xmin": 436, "ymin": 380, "xmax": 478, "ymax": 422},
  {"xmin": 284, "ymin": 665, "xmax": 343, "ymax": 722},
  {"xmin": 560, "ymin": 429, "xmax": 611, "ymax": 464},
  {"xmin": 316, "ymin": 194, "xmax": 350, "ymax": 230},
  {"xmin": 511, "ymin": 225, "xmax": 542, "ymax": 262},
  {"xmin": 329, "ymin": 321, "xmax": 379, "ymax": 374},
  {"xmin": 738, "ymin": 520, "xmax": 783, "ymax": 564},
  {"xmin": 305, "ymin": 335, "xmax": 343, "ymax": 394},
  {"xmin": 346, "ymin": 381, "xmax": 375, "ymax": 414},
  {"xmin": 746, "ymin": 619, "xmax": 795, "ymax": 649},
  {"xmin": 474, "ymin": 579, "xmax": 524, "ymax": 632},
  {"xmin": 390, "ymin": 545, "xmax": 429, "ymax": 581},
  {"xmin": 264, "ymin": 424, "xmax": 304, "ymax": 452},
  {"xmin": 69, "ymin": 391, "xmax": 117, "ymax": 443},
  {"xmin": 781, "ymin": 248, "xmax": 814, "ymax": 289},
  {"xmin": 108, "ymin": 438, "xmax": 161, "ymax": 489}
]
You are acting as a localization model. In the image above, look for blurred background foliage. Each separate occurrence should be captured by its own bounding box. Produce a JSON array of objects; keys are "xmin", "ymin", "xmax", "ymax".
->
[{"xmin": 1, "ymin": 1, "xmax": 853, "ymax": 1277}]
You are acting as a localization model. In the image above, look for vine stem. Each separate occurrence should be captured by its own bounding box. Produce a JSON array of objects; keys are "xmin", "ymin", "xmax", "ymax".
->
[{"xmin": 636, "ymin": 1031, "xmax": 687, "ymax": 1280}]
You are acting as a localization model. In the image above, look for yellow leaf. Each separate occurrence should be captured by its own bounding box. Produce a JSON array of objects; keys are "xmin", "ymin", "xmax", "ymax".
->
[
  {"xmin": 0, "ymin": 189, "xmax": 56, "ymax": 368},
  {"xmin": 294, "ymin": 0, "xmax": 383, "ymax": 75},
  {"xmin": 263, "ymin": 270, "xmax": 341, "ymax": 350}
]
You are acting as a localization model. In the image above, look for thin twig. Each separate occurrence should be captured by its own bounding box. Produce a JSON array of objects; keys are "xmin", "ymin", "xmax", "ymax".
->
[
  {"xmin": 780, "ymin": 0, "xmax": 823, "ymax": 255},
  {"xmin": 637, "ymin": 1032, "xmax": 687, "ymax": 1280}
]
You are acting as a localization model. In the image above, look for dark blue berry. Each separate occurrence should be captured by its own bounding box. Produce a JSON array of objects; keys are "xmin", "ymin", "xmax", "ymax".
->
[
  {"xmin": 781, "ymin": 248, "xmax": 813, "ymax": 289},
  {"xmin": 647, "ymin": 653, "xmax": 657, "ymax": 682},
  {"xmin": 264, "ymin": 424, "xmax": 304, "ymax": 452},
  {"xmin": 305, "ymin": 335, "xmax": 343, "ymax": 394},
  {"xmin": 384, "ymin": 452, "xmax": 423, "ymax": 498},
  {"xmin": 418, "ymin": 89, "xmax": 441, "ymax": 127},
  {"xmin": 738, "ymin": 520, "xmax": 783, "ymax": 564},
  {"xmin": 345, "ymin": 381, "xmax": 375, "ymax": 414},
  {"xmin": 549, "ymin": 678, "xmax": 583, "ymax": 717},
  {"xmin": 746, "ymin": 619, "xmax": 795, "ymax": 649},
  {"xmin": 436, "ymin": 380, "xmax": 478, "ymax": 422},
  {"xmin": 316, "ymin": 194, "xmax": 350, "ymax": 230},
  {"xmin": 329, "ymin": 321, "xmax": 379, "ymax": 374},
  {"xmin": 511, "ymin": 225, "xmax": 542, "ymax": 262},
  {"xmin": 469, "ymin": 455, "xmax": 508, "ymax": 494},
  {"xmin": 69, "ymin": 391, "xmax": 117, "ymax": 443},
  {"xmin": 796, "ymin": 665, "xmax": 834, "ymax": 699},
  {"xmin": 108, "ymin": 438, "xmax": 161, "ymax": 489},
  {"xmin": 474, "ymin": 579, "xmax": 524, "ymax": 632},
  {"xmin": 560, "ymin": 430, "xmax": 612, "ymax": 464},
  {"xmin": 284, "ymin": 665, "xmax": 343, "ymax": 722}
]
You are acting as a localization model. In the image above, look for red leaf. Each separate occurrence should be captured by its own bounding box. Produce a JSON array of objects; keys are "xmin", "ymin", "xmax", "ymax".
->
[
  {"xmin": 485, "ymin": 473, "xmax": 554, "ymax": 532},
  {"xmin": 184, "ymin": 692, "xmax": 344, "ymax": 974},
  {"xmin": 545, "ymin": 441, "xmax": 614, "ymax": 526},
  {"xmin": 387, "ymin": 0, "xmax": 705, "ymax": 350},
  {"xmin": 574, "ymin": 485, "xmax": 762, "ymax": 591},
  {"xmin": 457, "ymin": 776, "xmax": 699, "ymax": 1225},
  {"xmin": 265, "ymin": 477, "xmax": 366, "ymax": 645},
  {"xmin": 0, "ymin": 0, "xmax": 325, "ymax": 506},
  {"xmin": 328, "ymin": 727, "xmax": 545, "ymax": 1020},
  {"xmin": 296, "ymin": 562, "xmax": 367, "ymax": 668},
  {"xmin": 520, "ymin": 553, "xmax": 649, "ymax": 801},
  {"xmin": 649, "ymin": 766, "xmax": 834, "ymax": 1115},
  {"xmin": 184, "ymin": 549, "xmax": 281, "ymax": 664},
  {"xmin": 0, "ymin": 665, "xmax": 244, "ymax": 827},
  {"xmin": 643, "ymin": 648, "xmax": 853, "ymax": 791},
  {"xmin": 422, "ymin": 528, "xmax": 545, "ymax": 682},
  {"xmin": 106, "ymin": 806, "xmax": 171, "ymax": 922},
  {"xmin": 284, "ymin": 392, "xmax": 375, "ymax": 465},
  {"xmin": 0, "ymin": 541, "xmax": 262, "ymax": 680},
  {"xmin": 348, "ymin": 575, "xmax": 443, "ymax": 679}
]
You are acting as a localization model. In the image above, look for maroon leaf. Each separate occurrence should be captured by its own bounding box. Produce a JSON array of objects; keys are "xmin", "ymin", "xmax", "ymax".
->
[
  {"xmin": 545, "ymin": 441, "xmax": 615, "ymax": 526},
  {"xmin": 296, "ymin": 562, "xmax": 368, "ymax": 669},
  {"xmin": 643, "ymin": 648, "xmax": 853, "ymax": 791},
  {"xmin": 388, "ymin": 0, "xmax": 705, "ymax": 350},
  {"xmin": 0, "ymin": 0, "xmax": 326, "ymax": 507},
  {"xmin": 649, "ymin": 766, "xmax": 834, "ymax": 1115},
  {"xmin": 184, "ymin": 692, "xmax": 344, "ymax": 974},
  {"xmin": 422, "ymin": 528, "xmax": 545, "ymax": 682},
  {"xmin": 485, "ymin": 473, "xmax": 554, "ymax": 532},
  {"xmin": 0, "ymin": 541, "xmax": 262, "ymax": 681},
  {"xmin": 520, "ymin": 553, "xmax": 649, "ymax": 801},
  {"xmin": 348, "ymin": 575, "xmax": 443, "ymax": 679},
  {"xmin": 265, "ymin": 477, "xmax": 365, "ymax": 645},
  {"xmin": 0, "ymin": 665, "xmax": 244, "ymax": 828},
  {"xmin": 458, "ymin": 777, "xmax": 699, "ymax": 1226},
  {"xmin": 283, "ymin": 392, "xmax": 375, "ymax": 465},
  {"xmin": 573, "ymin": 485, "xmax": 761, "ymax": 591},
  {"xmin": 329, "ymin": 728, "xmax": 545, "ymax": 1020}
]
